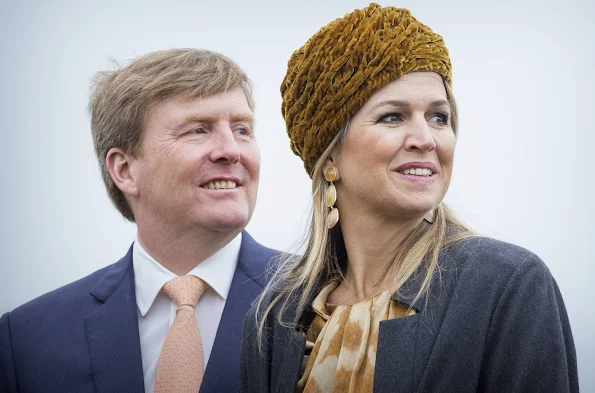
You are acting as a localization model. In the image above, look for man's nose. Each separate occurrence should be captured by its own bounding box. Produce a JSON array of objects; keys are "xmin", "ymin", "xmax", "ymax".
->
[{"xmin": 209, "ymin": 128, "xmax": 241, "ymax": 164}]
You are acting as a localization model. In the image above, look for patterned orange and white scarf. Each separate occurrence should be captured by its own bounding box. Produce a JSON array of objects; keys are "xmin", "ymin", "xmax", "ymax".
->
[{"xmin": 297, "ymin": 281, "xmax": 415, "ymax": 393}]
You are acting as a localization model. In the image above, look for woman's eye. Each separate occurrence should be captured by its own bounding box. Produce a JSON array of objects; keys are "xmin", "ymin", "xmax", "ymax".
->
[
  {"xmin": 429, "ymin": 113, "xmax": 449, "ymax": 125},
  {"xmin": 379, "ymin": 114, "xmax": 403, "ymax": 123}
]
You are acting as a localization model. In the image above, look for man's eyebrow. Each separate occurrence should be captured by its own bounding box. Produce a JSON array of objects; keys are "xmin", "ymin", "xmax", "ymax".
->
[
  {"xmin": 369, "ymin": 99, "xmax": 451, "ymax": 111},
  {"xmin": 230, "ymin": 114, "xmax": 255, "ymax": 123},
  {"xmin": 173, "ymin": 113, "xmax": 255, "ymax": 128}
]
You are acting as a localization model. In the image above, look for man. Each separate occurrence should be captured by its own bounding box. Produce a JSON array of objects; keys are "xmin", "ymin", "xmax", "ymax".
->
[{"xmin": 0, "ymin": 49, "xmax": 277, "ymax": 393}]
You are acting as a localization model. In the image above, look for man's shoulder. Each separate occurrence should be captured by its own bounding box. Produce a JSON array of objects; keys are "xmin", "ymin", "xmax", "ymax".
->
[{"xmin": 6, "ymin": 250, "xmax": 132, "ymax": 324}]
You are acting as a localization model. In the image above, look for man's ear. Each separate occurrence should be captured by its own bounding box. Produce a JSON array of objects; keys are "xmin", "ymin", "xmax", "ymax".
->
[{"xmin": 106, "ymin": 148, "xmax": 140, "ymax": 197}]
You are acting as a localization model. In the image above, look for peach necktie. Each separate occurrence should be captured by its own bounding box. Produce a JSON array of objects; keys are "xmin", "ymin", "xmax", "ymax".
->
[{"xmin": 154, "ymin": 275, "xmax": 207, "ymax": 393}]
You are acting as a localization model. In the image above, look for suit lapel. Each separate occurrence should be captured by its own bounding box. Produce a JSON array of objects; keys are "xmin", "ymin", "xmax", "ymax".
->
[
  {"xmin": 201, "ymin": 265, "xmax": 263, "ymax": 392},
  {"xmin": 85, "ymin": 246, "xmax": 145, "ymax": 393},
  {"xmin": 201, "ymin": 231, "xmax": 275, "ymax": 393}
]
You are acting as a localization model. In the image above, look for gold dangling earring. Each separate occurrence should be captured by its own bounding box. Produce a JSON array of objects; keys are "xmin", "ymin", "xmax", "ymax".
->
[{"xmin": 325, "ymin": 167, "xmax": 339, "ymax": 229}]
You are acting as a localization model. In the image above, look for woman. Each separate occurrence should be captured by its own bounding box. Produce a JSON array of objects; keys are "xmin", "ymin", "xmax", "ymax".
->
[{"xmin": 241, "ymin": 3, "xmax": 578, "ymax": 392}]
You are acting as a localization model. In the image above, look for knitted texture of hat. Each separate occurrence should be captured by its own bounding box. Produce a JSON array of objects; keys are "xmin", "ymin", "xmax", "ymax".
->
[{"xmin": 281, "ymin": 3, "xmax": 452, "ymax": 176}]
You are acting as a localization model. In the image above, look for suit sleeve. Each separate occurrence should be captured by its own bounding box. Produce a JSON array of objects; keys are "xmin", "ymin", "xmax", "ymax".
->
[
  {"xmin": 478, "ymin": 254, "xmax": 579, "ymax": 393},
  {"xmin": 0, "ymin": 312, "xmax": 18, "ymax": 393}
]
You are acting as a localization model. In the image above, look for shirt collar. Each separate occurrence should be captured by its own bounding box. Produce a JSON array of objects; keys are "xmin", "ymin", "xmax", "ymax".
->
[{"xmin": 133, "ymin": 233, "xmax": 242, "ymax": 316}]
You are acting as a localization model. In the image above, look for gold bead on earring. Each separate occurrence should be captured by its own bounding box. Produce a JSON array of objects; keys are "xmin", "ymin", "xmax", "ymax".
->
[{"xmin": 423, "ymin": 209, "xmax": 435, "ymax": 224}]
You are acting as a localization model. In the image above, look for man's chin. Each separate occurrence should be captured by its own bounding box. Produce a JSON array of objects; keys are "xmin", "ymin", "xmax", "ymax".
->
[{"xmin": 201, "ymin": 214, "xmax": 249, "ymax": 233}]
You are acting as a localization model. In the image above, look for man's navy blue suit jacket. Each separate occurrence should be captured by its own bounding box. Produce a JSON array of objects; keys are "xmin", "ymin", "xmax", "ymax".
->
[{"xmin": 0, "ymin": 231, "xmax": 277, "ymax": 393}]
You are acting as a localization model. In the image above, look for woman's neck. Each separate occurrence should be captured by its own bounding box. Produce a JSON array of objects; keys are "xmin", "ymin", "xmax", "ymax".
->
[{"xmin": 331, "ymin": 209, "xmax": 423, "ymax": 304}]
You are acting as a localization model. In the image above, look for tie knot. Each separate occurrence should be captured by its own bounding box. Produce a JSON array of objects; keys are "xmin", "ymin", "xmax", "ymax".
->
[{"xmin": 161, "ymin": 275, "xmax": 207, "ymax": 308}]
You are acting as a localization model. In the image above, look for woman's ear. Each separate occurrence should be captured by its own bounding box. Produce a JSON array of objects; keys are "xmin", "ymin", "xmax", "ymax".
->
[{"xmin": 106, "ymin": 148, "xmax": 140, "ymax": 198}]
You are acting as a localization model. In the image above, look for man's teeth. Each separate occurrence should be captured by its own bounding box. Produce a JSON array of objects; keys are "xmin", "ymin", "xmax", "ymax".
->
[
  {"xmin": 401, "ymin": 168, "xmax": 433, "ymax": 176},
  {"xmin": 203, "ymin": 181, "xmax": 237, "ymax": 189}
]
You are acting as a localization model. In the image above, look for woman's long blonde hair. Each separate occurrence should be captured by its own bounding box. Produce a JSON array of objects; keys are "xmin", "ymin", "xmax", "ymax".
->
[{"xmin": 255, "ymin": 82, "xmax": 473, "ymax": 350}]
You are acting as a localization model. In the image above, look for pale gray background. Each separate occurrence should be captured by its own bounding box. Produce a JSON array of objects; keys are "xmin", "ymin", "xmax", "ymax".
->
[{"xmin": 1, "ymin": 0, "xmax": 593, "ymax": 389}]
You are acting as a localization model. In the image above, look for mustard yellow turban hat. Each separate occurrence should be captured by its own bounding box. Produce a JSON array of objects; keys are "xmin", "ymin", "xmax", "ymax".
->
[{"xmin": 281, "ymin": 3, "xmax": 452, "ymax": 176}]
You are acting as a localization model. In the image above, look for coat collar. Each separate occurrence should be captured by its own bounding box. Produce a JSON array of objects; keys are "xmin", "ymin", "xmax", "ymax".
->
[
  {"xmin": 235, "ymin": 230, "xmax": 271, "ymax": 287},
  {"xmin": 87, "ymin": 230, "xmax": 270, "ymax": 304},
  {"xmin": 390, "ymin": 265, "xmax": 430, "ymax": 312},
  {"xmin": 292, "ymin": 262, "xmax": 429, "ymax": 326},
  {"xmin": 269, "ymin": 258, "xmax": 434, "ymax": 393}
]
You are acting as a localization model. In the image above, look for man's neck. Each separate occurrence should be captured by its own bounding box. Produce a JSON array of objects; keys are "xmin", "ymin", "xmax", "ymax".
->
[{"xmin": 136, "ymin": 223, "xmax": 242, "ymax": 276}]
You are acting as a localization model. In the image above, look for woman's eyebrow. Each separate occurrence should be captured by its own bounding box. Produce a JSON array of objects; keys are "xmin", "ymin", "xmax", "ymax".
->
[
  {"xmin": 368, "ymin": 99, "xmax": 450, "ymax": 112},
  {"xmin": 427, "ymin": 100, "xmax": 451, "ymax": 110},
  {"xmin": 368, "ymin": 100, "xmax": 410, "ymax": 111}
]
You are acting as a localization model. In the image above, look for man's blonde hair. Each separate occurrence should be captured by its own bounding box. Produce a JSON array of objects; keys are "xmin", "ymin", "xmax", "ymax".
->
[{"xmin": 89, "ymin": 49, "xmax": 253, "ymax": 221}]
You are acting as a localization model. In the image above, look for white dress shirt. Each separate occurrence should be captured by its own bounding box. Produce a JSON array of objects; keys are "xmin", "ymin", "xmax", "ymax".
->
[{"xmin": 133, "ymin": 233, "xmax": 241, "ymax": 393}]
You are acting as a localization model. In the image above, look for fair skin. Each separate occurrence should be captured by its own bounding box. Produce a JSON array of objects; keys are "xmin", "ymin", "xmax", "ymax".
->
[
  {"xmin": 326, "ymin": 72, "xmax": 456, "ymax": 304},
  {"xmin": 106, "ymin": 87, "xmax": 260, "ymax": 275}
]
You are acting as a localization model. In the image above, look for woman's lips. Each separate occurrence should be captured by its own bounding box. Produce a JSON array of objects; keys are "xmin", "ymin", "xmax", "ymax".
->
[{"xmin": 394, "ymin": 171, "xmax": 436, "ymax": 184}]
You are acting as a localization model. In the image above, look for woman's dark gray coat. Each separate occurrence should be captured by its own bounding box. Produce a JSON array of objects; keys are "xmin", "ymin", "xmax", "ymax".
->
[{"xmin": 240, "ymin": 237, "xmax": 578, "ymax": 392}]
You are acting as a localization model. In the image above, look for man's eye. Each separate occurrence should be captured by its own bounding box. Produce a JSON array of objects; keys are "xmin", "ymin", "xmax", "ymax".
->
[
  {"xmin": 192, "ymin": 127, "xmax": 206, "ymax": 134},
  {"xmin": 235, "ymin": 128, "xmax": 249, "ymax": 136},
  {"xmin": 379, "ymin": 114, "xmax": 403, "ymax": 123}
]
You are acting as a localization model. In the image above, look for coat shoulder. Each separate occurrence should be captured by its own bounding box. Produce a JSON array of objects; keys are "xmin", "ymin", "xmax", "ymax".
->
[
  {"xmin": 443, "ymin": 236, "xmax": 551, "ymax": 283},
  {"xmin": 439, "ymin": 239, "xmax": 578, "ymax": 392}
]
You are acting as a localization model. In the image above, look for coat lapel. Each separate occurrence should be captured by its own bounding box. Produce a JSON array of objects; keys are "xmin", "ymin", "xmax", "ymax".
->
[
  {"xmin": 372, "ymin": 268, "xmax": 425, "ymax": 392},
  {"xmin": 375, "ymin": 314, "xmax": 421, "ymax": 392},
  {"xmin": 201, "ymin": 231, "xmax": 276, "ymax": 393},
  {"xmin": 85, "ymin": 246, "xmax": 145, "ymax": 393},
  {"xmin": 263, "ymin": 264, "xmax": 429, "ymax": 392},
  {"xmin": 374, "ymin": 257, "xmax": 455, "ymax": 392},
  {"xmin": 271, "ymin": 326, "xmax": 306, "ymax": 393},
  {"xmin": 270, "ymin": 277, "xmax": 325, "ymax": 393},
  {"xmin": 265, "ymin": 245, "xmax": 458, "ymax": 392}
]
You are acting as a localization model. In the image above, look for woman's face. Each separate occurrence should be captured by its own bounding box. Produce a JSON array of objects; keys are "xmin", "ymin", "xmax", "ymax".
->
[{"xmin": 332, "ymin": 72, "xmax": 456, "ymax": 221}]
